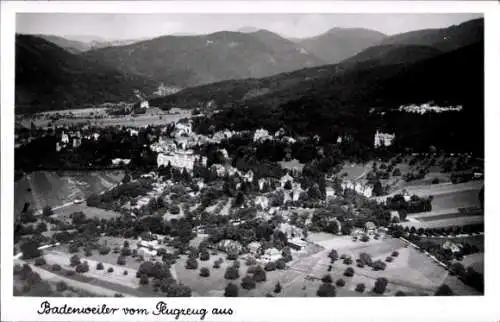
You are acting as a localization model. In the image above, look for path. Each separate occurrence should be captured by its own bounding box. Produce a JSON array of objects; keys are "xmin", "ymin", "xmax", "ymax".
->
[{"xmin": 15, "ymin": 259, "xmax": 134, "ymax": 297}]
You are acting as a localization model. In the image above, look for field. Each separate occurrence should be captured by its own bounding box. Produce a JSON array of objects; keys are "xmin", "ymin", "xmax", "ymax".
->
[
  {"xmin": 15, "ymin": 171, "xmax": 124, "ymax": 213},
  {"xmin": 18, "ymin": 111, "xmax": 190, "ymax": 129},
  {"xmin": 339, "ymin": 163, "xmax": 370, "ymax": 180},
  {"xmin": 173, "ymin": 235, "xmax": 479, "ymax": 297},
  {"xmin": 387, "ymin": 180, "xmax": 484, "ymax": 229}
]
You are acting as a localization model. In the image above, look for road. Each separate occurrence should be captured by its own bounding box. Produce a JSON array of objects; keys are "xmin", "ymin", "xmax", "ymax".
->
[{"xmin": 15, "ymin": 259, "xmax": 135, "ymax": 297}]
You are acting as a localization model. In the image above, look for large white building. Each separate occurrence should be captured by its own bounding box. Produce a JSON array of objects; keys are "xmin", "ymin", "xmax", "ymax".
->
[
  {"xmin": 374, "ymin": 130, "xmax": 395, "ymax": 148},
  {"xmin": 253, "ymin": 128, "xmax": 272, "ymax": 142},
  {"xmin": 341, "ymin": 180, "xmax": 373, "ymax": 198},
  {"xmin": 157, "ymin": 151, "xmax": 207, "ymax": 170}
]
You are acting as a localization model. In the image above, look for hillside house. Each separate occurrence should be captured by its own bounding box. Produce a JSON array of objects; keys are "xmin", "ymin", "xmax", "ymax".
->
[
  {"xmin": 365, "ymin": 222, "xmax": 376, "ymax": 235},
  {"xmin": 374, "ymin": 130, "xmax": 395, "ymax": 148},
  {"xmin": 111, "ymin": 158, "xmax": 131, "ymax": 166},
  {"xmin": 280, "ymin": 172, "xmax": 294, "ymax": 188},
  {"xmin": 254, "ymin": 196, "xmax": 269, "ymax": 210},
  {"xmin": 261, "ymin": 248, "xmax": 282, "ymax": 263},
  {"xmin": 442, "ymin": 241, "xmax": 462, "ymax": 253},
  {"xmin": 140, "ymin": 100, "xmax": 149, "ymax": 109},
  {"xmin": 287, "ymin": 237, "xmax": 307, "ymax": 251},
  {"xmin": 253, "ymin": 128, "xmax": 272, "ymax": 142},
  {"xmin": 247, "ymin": 242, "xmax": 262, "ymax": 255},
  {"xmin": 216, "ymin": 239, "xmax": 243, "ymax": 254}
]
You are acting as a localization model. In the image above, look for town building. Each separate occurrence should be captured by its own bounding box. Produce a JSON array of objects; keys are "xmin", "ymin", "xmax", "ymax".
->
[
  {"xmin": 111, "ymin": 158, "xmax": 131, "ymax": 166},
  {"xmin": 253, "ymin": 128, "xmax": 272, "ymax": 142},
  {"xmin": 364, "ymin": 221, "xmax": 376, "ymax": 235},
  {"xmin": 374, "ymin": 130, "xmax": 395, "ymax": 148},
  {"xmin": 261, "ymin": 248, "xmax": 282, "ymax": 263},
  {"xmin": 157, "ymin": 151, "xmax": 207, "ymax": 170},
  {"xmin": 254, "ymin": 196, "xmax": 269, "ymax": 210}
]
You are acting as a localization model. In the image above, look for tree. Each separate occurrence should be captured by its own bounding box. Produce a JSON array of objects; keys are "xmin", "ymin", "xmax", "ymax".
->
[
  {"xmin": 241, "ymin": 275, "xmax": 256, "ymax": 290},
  {"xmin": 336, "ymin": 279, "xmax": 345, "ymax": 287},
  {"xmin": 200, "ymin": 267, "xmax": 210, "ymax": 277},
  {"xmin": 20, "ymin": 240, "xmax": 41, "ymax": 259},
  {"xmin": 123, "ymin": 173, "xmax": 131, "ymax": 184},
  {"xmin": 85, "ymin": 248, "xmax": 93, "ymax": 257},
  {"xmin": 372, "ymin": 260, "xmax": 387, "ymax": 271},
  {"xmin": 224, "ymin": 283, "xmax": 239, "ymax": 297},
  {"xmin": 276, "ymin": 259, "xmax": 286, "ymax": 270},
  {"xmin": 344, "ymin": 267, "xmax": 354, "ymax": 277},
  {"xmin": 185, "ymin": 257, "xmax": 198, "ymax": 270},
  {"xmin": 328, "ymin": 249, "xmax": 339, "ymax": 261},
  {"xmin": 245, "ymin": 256, "xmax": 257, "ymax": 266},
  {"xmin": 34, "ymin": 257, "xmax": 46, "ymax": 266},
  {"xmin": 139, "ymin": 274, "xmax": 149, "ymax": 285},
  {"xmin": 284, "ymin": 180, "xmax": 293, "ymax": 190},
  {"xmin": 56, "ymin": 281, "xmax": 68, "ymax": 292},
  {"xmin": 355, "ymin": 283, "xmax": 365, "ymax": 293},
  {"xmin": 51, "ymin": 264, "xmax": 62, "ymax": 271},
  {"xmin": 317, "ymin": 283, "xmax": 336, "ymax": 297},
  {"xmin": 395, "ymin": 291, "xmax": 406, "ymax": 296},
  {"xmin": 107, "ymin": 267, "xmax": 114, "ymax": 273},
  {"xmin": 234, "ymin": 192, "xmax": 245, "ymax": 207},
  {"xmin": 265, "ymin": 261, "xmax": 277, "ymax": 271},
  {"xmin": 435, "ymin": 284, "xmax": 454, "ymax": 296},
  {"xmin": 42, "ymin": 206, "xmax": 54, "ymax": 217},
  {"xmin": 253, "ymin": 265, "xmax": 267, "ymax": 282},
  {"xmin": 373, "ymin": 277, "xmax": 388, "ymax": 294},
  {"xmin": 385, "ymin": 256, "xmax": 394, "ymax": 263},
  {"xmin": 200, "ymin": 250, "xmax": 210, "ymax": 261},
  {"xmin": 68, "ymin": 243, "xmax": 79, "ymax": 253},
  {"xmin": 224, "ymin": 266, "xmax": 240, "ymax": 280},
  {"xmin": 373, "ymin": 180, "xmax": 384, "ymax": 196},
  {"xmin": 391, "ymin": 251, "xmax": 399, "ymax": 257},
  {"xmin": 343, "ymin": 257, "xmax": 353, "ymax": 265},
  {"xmin": 274, "ymin": 282, "xmax": 282, "ymax": 293},
  {"xmin": 70, "ymin": 255, "xmax": 81, "ymax": 267},
  {"xmin": 75, "ymin": 261, "xmax": 90, "ymax": 273},
  {"xmin": 96, "ymin": 262, "xmax": 104, "ymax": 270},
  {"xmin": 321, "ymin": 274, "xmax": 333, "ymax": 284},
  {"xmin": 99, "ymin": 246, "xmax": 111, "ymax": 255},
  {"xmin": 117, "ymin": 256, "xmax": 126, "ymax": 265}
]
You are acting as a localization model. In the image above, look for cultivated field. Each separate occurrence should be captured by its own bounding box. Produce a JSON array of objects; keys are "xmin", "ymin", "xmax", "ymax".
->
[
  {"xmin": 15, "ymin": 171, "xmax": 124, "ymax": 213},
  {"xmin": 173, "ymin": 235, "xmax": 479, "ymax": 297},
  {"xmin": 18, "ymin": 111, "xmax": 191, "ymax": 129}
]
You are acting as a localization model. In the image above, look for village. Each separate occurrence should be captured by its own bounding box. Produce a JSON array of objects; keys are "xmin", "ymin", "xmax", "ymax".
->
[{"xmin": 14, "ymin": 109, "xmax": 484, "ymax": 298}]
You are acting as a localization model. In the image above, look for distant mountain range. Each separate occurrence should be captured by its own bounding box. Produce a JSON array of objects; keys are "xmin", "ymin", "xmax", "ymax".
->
[
  {"xmin": 15, "ymin": 18, "xmax": 483, "ymax": 113},
  {"xmin": 81, "ymin": 30, "xmax": 325, "ymax": 88},
  {"xmin": 36, "ymin": 34, "xmax": 151, "ymax": 53},
  {"xmin": 15, "ymin": 34, "xmax": 157, "ymax": 113},
  {"xmin": 172, "ymin": 40, "xmax": 483, "ymax": 154},
  {"xmin": 295, "ymin": 27, "xmax": 388, "ymax": 64},
  {"xmin": 150, "ymin": 18, "xmax": 483, "ymax": 109}
]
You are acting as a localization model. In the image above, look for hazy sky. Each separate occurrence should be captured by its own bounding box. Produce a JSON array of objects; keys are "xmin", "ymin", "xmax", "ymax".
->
[{"xmin": 17, "ymin": 13, "xmax": 482, "ymax": 40}]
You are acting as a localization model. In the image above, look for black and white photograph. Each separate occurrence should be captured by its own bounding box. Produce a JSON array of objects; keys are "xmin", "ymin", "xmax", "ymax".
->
[{"xmin": 1, "ymin": 1, "xmax": 500, "ymax": 321}]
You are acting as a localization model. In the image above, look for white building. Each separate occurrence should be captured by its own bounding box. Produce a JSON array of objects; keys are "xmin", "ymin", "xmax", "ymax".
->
[
  {"xmin": 61, "ymin": 132, "xmax": 69, "ymax": 144},
  {"xmin": 253, "ymin": 129, "xmax": 272, "ymax": 142},
  {"xmin": 210, "ymin": 164, "xmax": 227, "ymax": 177},
  {"xmin": 258, "ymin": 178, "xmax": 269, "ymax": 192},
  {"xmin": 261, "ymin": 248, "xmax": 282, "ymax": 263},
  {"xmin": 280, "ymin": 173, "xmax": 294, "ymax": 188},
  {"xmin": 374, "ymin": 130, "xmax": 395, "ymax": 148},
  {"xmin": 341, "ymin": 180, "xmax": 373, "ymax": 198},
  {"xmin": 140, "ymin": 100, "xmax": 149, "ymax": 109},
  {"xmin": 157, "ymin": 151, "xmax": 206, "ymax": 170},
  {"xmin": 111, "ymin": 158, "xmax": 131, "ymax": 166},
  {"xmin": 173, "ymin": 121, "xmax": 192, "ymax": 137},
  {"xmin": 254, "ymin": 196, "xmax": 269, "ymax": 210}
]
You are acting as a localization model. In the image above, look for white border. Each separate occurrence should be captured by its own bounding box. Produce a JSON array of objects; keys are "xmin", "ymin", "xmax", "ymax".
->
[{"xmin": 2, "ymin": 2, "xmax": 500, "ymax": 322}]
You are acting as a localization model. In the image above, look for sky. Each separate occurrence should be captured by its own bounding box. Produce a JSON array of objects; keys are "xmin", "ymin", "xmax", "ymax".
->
[{"xmin": 16, "ymin": 13, "xmax": 482, "ymax": 41}]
